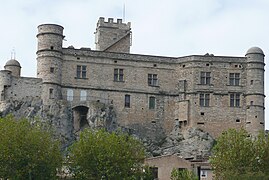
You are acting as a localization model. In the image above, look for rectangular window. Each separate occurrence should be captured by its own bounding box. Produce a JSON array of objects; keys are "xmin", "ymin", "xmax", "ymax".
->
[
  {"xmin": 150, "ymin": 167, "xmax": 158, "ymax": 179},
  {"xmin": 230, "ymin": 93, "xmax": 240, "ymax": 107},
  {"xmin": 200, "ymin": 93, "xmax": 210, "ymax": 107},
  {"xmin": 229, "ymin": 73, "xmax": 240, "ymax": 86},
  {"xmin": 80, "ymin": 90, "xmax": 87, "ymax": 101},
  {"xmin": 114, "ymin": 68, "xmax": 124, "ymax": 82},
  {"xmin": 49, "ymin": 88, "xmax": 54, "ymax": 99},
  {"xmin": 67, "ymin": 89, "xmax": 73, "ymax": 101},
  {"xmin": 200, "ymin": 72, "xmax": 211, "ymax": 85},
  {"xmin": 125, "ymin": 95, "xmax": 130, "ymax": 108},
  {"xmin": 50, "ymin": 67, "xmax": 54, "ymax": 73},
  {"xmin": 149, "ymin": 96, "xmax": 156, "ymax": 109},
  {"xmin": 148, "ymin": 74, "xmax": 158, "ymax": 86},
  {"xmin": 76, "ymin": 65, "xmax": 87, "ymax": 79}
]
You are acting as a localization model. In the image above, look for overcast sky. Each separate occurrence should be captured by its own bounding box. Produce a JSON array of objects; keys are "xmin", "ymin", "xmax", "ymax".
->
[{"xmin": 0, "ymin": 0, "xmax": 269, "ymax": 128}]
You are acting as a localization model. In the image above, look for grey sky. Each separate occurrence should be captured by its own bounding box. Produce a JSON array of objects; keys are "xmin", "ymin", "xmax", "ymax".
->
[{"xmin": 0, "ymin": 0, "xmax": 268, "ymax": 128}]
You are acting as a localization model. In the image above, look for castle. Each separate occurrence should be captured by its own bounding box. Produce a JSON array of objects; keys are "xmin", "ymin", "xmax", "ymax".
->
[{"xmin": 0, "ymin": 17, "xmax": 265, "ymax": 138}]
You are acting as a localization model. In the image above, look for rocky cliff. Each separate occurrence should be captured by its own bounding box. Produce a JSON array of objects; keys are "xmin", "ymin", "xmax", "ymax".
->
[{"xmin": 0, "ymin": 98, "xmax": 214, "ymax": 158}]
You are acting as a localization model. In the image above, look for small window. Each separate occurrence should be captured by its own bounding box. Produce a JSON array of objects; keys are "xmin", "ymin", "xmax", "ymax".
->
[
  {"xmin": 229, "ymin": 73, "xmax": 240, "ymax": 86},
  {"xmin": 150, "ymin": 167, "xmax": 158, "ymax": 179},
  {"xmin": 149, "ymin": 96, "xmax": 156, "ymax": 109},
  {"xmin": 114, "ymin": 68, "xmax": 124, "ymax": 81},
  {"xmin": 250, "ymin": 80, "xmax": 253, "ymax": 85},
  {"xmin": 148, "ymin": 74, "xmax": 158, "ymax": 86},
  {"xmin": 50, "ymin": 46, "xmax": 54, "ymax": 50},
  {"xmin": 125, "ymin": 95, "xmax": 130, "ymax": 108},
  {"xmin": 201, "ymin": 112, "xmax": 205, "ymax": 116},
  {"xmin": 49, "ymin": 88, "xmax": 54, "ymax": 99},
  {"xmin": 236, "ymin": 119, "xmax": 240, "ymax": 123},
  {"xmin": 206, "ymin": 63, "xmax": 210, "ymax": 66},
  {"xmin": 67, "ymin": 89, "xmax": 73, "ymax": 101},
  {"xmin": 200, "ymin": 72, "xmax": 211, "ymax": 85},
  {"xmin": 260, "ymin": 122, "xmax": 264, "ymax": 125},
  {"xmin": 250, "ymin": 101, "xmax": 253, "ymax": 105},
  {"xmin": 230, "ymin": 93, "xmax": 240, "ymax": 107},
  {"xmin": 200, "ymin": 93, "xmax": 210, "ymax": 107},
  {"xmin": 197, "ymin": 122, "xmax": 205, "ymax": 125},
  {"xmin": 201, "ymin": 170, "xmax": 207, "ymax": 178},
  {"xmin": 50, "ymin": 67, "xmax": 54, "ymax": 73},
  {"xmin": 80, "ymin": 90, "xmax": 87, "ymax": 101},
  {"xmin": 77, "ymin": 65, "xmax": 87, "ymax": 79}
]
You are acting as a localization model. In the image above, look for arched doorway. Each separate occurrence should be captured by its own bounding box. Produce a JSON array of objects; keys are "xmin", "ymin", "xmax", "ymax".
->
[{"xmin": 72, "ymin": 106, "xmax": 89, "ymax": 132}]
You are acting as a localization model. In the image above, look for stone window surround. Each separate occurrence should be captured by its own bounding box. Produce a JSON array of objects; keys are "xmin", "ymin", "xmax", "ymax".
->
[
  {"xmin": 149, "ymin": 96, "xmax": 156, "ymax": 109},
  {"xmin": 199, "ymin": 93, "xmax": 210, "ymax": 107},
  {"xmin": 114, "ymin": 68, "xmax": 124, "ymax": 82},
  {"xmin": 229, "ymin": 73, "xmax": 240, "ymax": 86},
  {"xmin": 200, "ymin": 72, "xmax": 211, "ymax": 85},
  {"xmin": 124, "ymin": 94, "xmax": 130, "ymax": 108},
  {"xmin": 76, "ymin": 65, "xmax": 87, "ymax": 79},
  {"xmin": 230, "ymin": 93, "xmax": 240, "ymax": 107},
  {"xmin": 148, "ymin": 73, "xmax": 158, "ymax": 86}
]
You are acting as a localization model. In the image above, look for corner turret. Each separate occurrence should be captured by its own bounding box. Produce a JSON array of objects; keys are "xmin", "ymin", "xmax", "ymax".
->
[
  {"xmin": 95, "ymin": 17, "xmax": 132, "ymax": 53},
  {"xmin": 245, "ymin": 46, "xmax": 265, "ymax": 135},
  {"xmin": 4, "ymin": 59, "xmax": 21, "ymax": 77},
  {"xmin": 36, "ymin": 24, "xmax": 64, "ymax": 104}
]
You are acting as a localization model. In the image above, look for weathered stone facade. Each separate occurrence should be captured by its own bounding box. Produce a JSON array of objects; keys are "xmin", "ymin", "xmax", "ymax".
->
[{"xmin": 0, "ymin": 17, "xmax": 265, "ymax": 141}]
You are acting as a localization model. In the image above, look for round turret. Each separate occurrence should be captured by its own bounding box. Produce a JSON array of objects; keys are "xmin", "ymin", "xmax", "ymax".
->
[
  {"xmin": 4, "ymin": 59, "xmax": 21, "ymax": 77},
  {"xmin": 36, "ymin": 24, "xmax": 64, "ymax": 103},
  {"xmin": 245, "ymin": 47, "xmax": 265, "ymax": 136}
]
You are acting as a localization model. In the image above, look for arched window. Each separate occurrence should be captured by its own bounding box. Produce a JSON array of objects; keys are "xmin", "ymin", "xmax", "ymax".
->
[
  {"xmin": 80, "ymin": 90, "xmax": 87, "ymax": 101},
  {"xmin": 67, "ymin": 89, "xmax": 73, "ymax": 101}
]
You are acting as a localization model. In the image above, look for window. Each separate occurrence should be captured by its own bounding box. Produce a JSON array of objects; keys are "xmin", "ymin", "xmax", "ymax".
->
[
  {"xmin": 114, "ymin": 68, "xmax": 124, "ymax": 81},
  {"xmin": 124, "ymin": 95, "xmax": 130, "ymax": 108},
  {"xmin": 77, "ymin": 65, "xmax": 87, "ymax": 79},
  {"xmin": 148, "ymin": 74, "xmax": 158, "ymax": 86},
  {"xmin": 200, "ymin": 93, "xmax": 210, "ymax": 107},
  {"xmin": 149, "ymin": 96, "xmax": 156, "ymax": 109},
  {"xmin": 149, "ymin": 167, "xmax": 158, "ymax": 179},
  {"xmin": 49, "ymin": 88, "xmax": 54, "ymax": 99},
  {"xmin": 200, "ymin": 72, "xmax": 211, "ymax": 85},
  {"xmin": 229, "ymin": 73, "xmax": 240, "ymax": 86},
  {"xmin": 50, "ymin": 67, "xmax": 54, "ymax": 73},
  {"xmin": 200, "ymin": 170, "xmax": 207, "ymax": 178},
  {"xmin": 67, "ymin": 89, "xmax": 73, "ymax": 101},
  {"xmin": 230, "ymin": 93, "xmax": 240, "ymax": 107},
  {"xmin": 80, "ymin": 90, "xmax": 87, "ymax": 101}
]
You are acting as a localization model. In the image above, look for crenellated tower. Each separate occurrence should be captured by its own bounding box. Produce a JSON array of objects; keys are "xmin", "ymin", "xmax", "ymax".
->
[
  {"xmin": 36, "ymin": 24, "xmax": 64, "ymax": 104},
  {"xmin": 245, "ymin": 47, "xmax": 265, "ymax": 135},
  {"xmin": 95, "ymin": 17, "xmax": 132, "ymax": 53}
]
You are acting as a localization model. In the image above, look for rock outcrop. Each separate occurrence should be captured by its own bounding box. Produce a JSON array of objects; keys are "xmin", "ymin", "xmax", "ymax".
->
[{"xmin": 0, "ymin": 98, "xmax": 215, "ymax": 158}]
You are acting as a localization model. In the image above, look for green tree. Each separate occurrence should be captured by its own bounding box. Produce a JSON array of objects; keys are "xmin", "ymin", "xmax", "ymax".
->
[
  {"xmin": 210, "ymin": 128, "xmax": 269, "ymax": 179},
  {"xmin": 170, "ymin": 168, "xmax": 198, "ymax": 180},
  {"xmin": 0, "ymin": 115, "xmax": 62, "ymax": 179},
  {"xmin": 68, "ymin": 129, "xmax": 146, "ymax": 179}
]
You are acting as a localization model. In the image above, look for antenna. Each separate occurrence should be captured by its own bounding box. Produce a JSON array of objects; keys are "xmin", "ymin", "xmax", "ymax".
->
[
  {"xmin": 123, "ymin": 3, "xmax": 125, "ymax": 22},
  {"xmin": 11, "ymin": 48, "xmax": 16, "ymax": 59}
]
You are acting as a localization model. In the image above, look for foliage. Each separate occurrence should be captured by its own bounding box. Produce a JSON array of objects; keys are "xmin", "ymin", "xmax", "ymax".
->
[
  {"xmin": 0, "ymin": 115, "xmax": 62, "ymax": 179},
  {"xmin": 210, "ymin": 128, "xmax": 269, "ymax": 179},
  {"xmin": 68, "ymin": 128, "xmax": 146, "ymax": 179},
  {"xmin": 170, "ymin": 168, "xmax": 198, "ymax": 180}
]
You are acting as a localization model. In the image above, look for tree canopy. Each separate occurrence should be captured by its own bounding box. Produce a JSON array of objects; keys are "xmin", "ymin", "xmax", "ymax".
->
[
  {"xmin": 210, "ymin": 128, "xmax": 269, "ymax": 179},
  {"xmin": 170, "ymin": 168, "xmax": 198, "ymax": 180},
  {"xmin": 68, "ymin": 128, "xmax": 146, "ymax": 179},
  {"xmin": 0, "ymin": 115, "xmax": 62, "ymax": 179}
]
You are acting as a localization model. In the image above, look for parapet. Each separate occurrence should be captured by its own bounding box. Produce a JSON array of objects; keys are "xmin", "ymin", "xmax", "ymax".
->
[
  {"xmin": 37, "ymin": 24, "xmax": 64, "ymax": 37},
  {"xmin": 97, "ymin": 17, "xmax": 131, "ymax": 30}
]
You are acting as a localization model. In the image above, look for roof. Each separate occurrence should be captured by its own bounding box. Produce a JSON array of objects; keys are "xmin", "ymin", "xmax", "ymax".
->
[
  {"xmin": 246, "ymin": 47, "xmax": 264, "ymax": 55},
  {"xmin": 4, "ymin": 59, "xmax": 21, "ymax": 67}
]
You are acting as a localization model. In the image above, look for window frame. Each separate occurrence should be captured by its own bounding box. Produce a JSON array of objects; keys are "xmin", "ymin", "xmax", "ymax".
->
[
  {"xmin": 114, "ymin": 68, "xmax": 124, "ymax": 82},
  {"xmin": 230, "ymin": 93, "xmax": 240, "ymax": 107},
  {"xmin": 200, "ymin": 93, "xmax": 210, "ymax": 107},
  {"xmin": 149, "ymin": 96, "xmax": 156, "ymax": 109},
  {"xmin": 200, "ymin": 72, "xmax": 211, "ymax": 85},
  {"xmin": 229, "ymin": 73, "xmax": 240, "ymax": 86},
  {"xmin": 76, "ymin": 65, "xmax": 87, "ymax": 79},
  {"xmin": 67, "ymin": 89, "xmax": 73, "ymax": 101},
  {"xmin": 148, "ymin": 74, "xmax": 158, "ymax": 86},
  {"xmin": 124, "ymin": 94, "xmax": 131, "ymax": 108},
  {"xmin": 49, "ymin": 88, "xmax": 54, "ymax": 99}
]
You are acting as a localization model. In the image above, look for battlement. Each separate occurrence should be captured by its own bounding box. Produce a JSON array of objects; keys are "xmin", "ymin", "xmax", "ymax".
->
[{"xmin": 97, "ymin": 17, "xmax": 131, "ymax": 30}]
